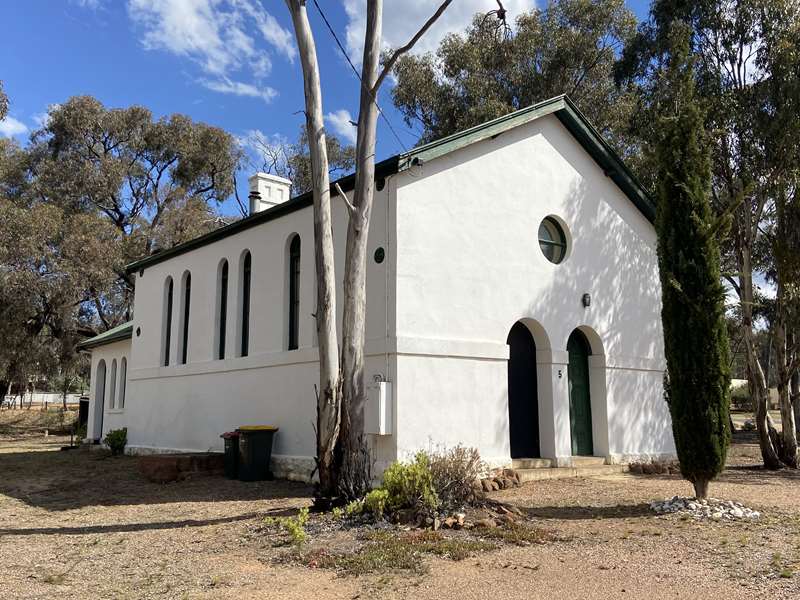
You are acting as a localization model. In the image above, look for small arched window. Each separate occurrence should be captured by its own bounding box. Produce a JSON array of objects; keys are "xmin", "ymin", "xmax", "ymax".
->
[
  {"xmin": 288, "ymin": 235, "xmax": 301, "ymax": 350},
  {"xmin": 162, "ymin": 277, "xmax": 174, "ymax": 367},
  {"xmin": 240, "ymin": 251, "xmax": 252, "ymax": 357},
  {"xmin": 118, "ymin": 357, "xmax": 127, "ymax": 409},
  {"xmin": 109, "ymin": 359, "xmax": 117, "ymax": 410},
  {"xmin": 216, "ymin": 259, "xmax": 229, "ymax": 360},
  {"xmin": 179, "ymin": 271, "xmax": 192, "ymax": 364}
]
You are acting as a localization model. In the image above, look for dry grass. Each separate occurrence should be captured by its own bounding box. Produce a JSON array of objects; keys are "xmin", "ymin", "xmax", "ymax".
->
[{"xmin": 1, "ymin": 414, "xmax": 799, "ymax": 599}]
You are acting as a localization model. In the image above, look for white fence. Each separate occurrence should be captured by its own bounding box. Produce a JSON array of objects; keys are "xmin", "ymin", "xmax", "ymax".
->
[{"xmin": 2, "ymin": 392, "xmax": 84, "ymax": 408}]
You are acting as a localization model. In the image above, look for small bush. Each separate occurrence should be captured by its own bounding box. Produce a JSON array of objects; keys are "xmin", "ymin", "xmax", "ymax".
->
[
  {"xmin": 103, "ymin": 427, "xmax": 127, "ymax": 456},
  {"xmin": 363, "ymin": 489, "xmax": 389, "ymax": 519},
  {"xmin": 730, "ymin": 386, "xmax": 752, "ymax": 411},
  {"xmin": 428, "ymin": 445, "xmax": 484, "ymax": 511},
  {"xmin": 265, "ymin": 507, "xmax": 310, "ymax": 545},
  {"xmin": 382, "ymin": 452, "xmax": 439, "ymax": 514}
]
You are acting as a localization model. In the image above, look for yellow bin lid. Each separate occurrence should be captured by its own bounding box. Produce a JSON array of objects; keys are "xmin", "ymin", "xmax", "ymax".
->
[{"xmin": 238, "ymin": 425, "xmax": 279, "ymax": 432}]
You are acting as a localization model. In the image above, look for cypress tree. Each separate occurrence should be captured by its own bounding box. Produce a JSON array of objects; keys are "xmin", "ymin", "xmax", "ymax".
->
[{"xmin": 654, "ymin": 26, "xmax": 731, "ymax": 499}]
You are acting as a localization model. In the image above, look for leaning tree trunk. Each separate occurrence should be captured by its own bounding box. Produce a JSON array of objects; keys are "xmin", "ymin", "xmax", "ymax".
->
[
  {"xmin": 737, "ymin": 209, "xmax": 782, "ymax": 469},
  {"xmin": 791, "ymin": 365, "xmax": 800, "ymax": 439},
  {"xmin": 285, "ymin": 0, "xmax": 342, "ymax": 498},
  {"xmin": 774, "ymin": 294, "xmax": 798, "ymax": 467}
]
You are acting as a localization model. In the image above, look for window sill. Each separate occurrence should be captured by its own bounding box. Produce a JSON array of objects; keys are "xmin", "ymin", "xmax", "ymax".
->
[{"xmin": 106, "ymin": 409, "xmax": 125, "ymax": 414}]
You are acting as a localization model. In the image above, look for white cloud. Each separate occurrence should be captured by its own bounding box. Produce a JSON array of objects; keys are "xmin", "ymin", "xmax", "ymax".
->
[
  {"xmin": 32, "ymin": 104, "xmax": 61, "ymax": 130},
  {"xmin": 199, "ymin": 78, "xmax": 277, "ymax": 103},
  {"xmin": 127, "ymin": 0, "xmax": 294, "ymax": 101},
  {"xmin": 0, "ymin": 116, "xmax": 28, "ymax": 139},
  {"xmin": 343, "ymin": 0, "xmax": 536, "ymax": 62},
  {"xmin": 325, "ymin": 109, "xmax": 357, "ymax": 145}
]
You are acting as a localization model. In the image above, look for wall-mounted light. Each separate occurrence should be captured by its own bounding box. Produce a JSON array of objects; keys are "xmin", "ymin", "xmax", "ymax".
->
[{"xmin": 582, "ymin": 293, "xmax": 591, "ymax": 308}]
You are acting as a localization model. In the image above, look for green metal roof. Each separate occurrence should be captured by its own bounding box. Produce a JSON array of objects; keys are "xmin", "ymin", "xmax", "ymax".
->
[
  {"xmin": 77, "ymin": 321, "xmax": 133, "ymax": 350},
  {"xmin": 126, "ymin": 95, "xmax": 653, "ymax": 274}
]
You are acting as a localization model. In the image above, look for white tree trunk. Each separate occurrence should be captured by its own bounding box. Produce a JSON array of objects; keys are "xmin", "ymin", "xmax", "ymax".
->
[
  {"xmin": 285, "ymin": 0, "xmax": 341, "ymax": 496},
  {"xmin": 338, "ymin": 0, "xmax": 383, "ymax": 498}
]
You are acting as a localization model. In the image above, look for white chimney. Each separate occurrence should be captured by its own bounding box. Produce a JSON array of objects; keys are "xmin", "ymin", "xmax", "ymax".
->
[{"xmin": 248, "ymin": 172, "xmax": 292, "ymax": 214}]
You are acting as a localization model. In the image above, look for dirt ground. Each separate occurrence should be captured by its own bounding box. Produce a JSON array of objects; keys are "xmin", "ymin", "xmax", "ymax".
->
[{"xmin": 1, "ymin": 410, "xmax": 799, "ymax": 600}]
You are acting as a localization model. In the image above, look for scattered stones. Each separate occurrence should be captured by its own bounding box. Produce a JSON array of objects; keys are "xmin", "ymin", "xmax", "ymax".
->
[
  {"xmin": 650, "ymin": 496, "xmax": 761, "ymax": 521},
  {"xmin": 477, "ymin": 469, "xmax": 523, "ymax": 493}
]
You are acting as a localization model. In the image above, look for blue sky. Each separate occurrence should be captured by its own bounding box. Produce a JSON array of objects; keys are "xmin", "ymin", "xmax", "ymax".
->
[{"xmin": 0, "ymin": 0, "xmax": 650, "ymax": 216}]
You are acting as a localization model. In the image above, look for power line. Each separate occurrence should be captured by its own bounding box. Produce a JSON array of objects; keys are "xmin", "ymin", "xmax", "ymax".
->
[{"xmin": 311, "ymin": 0, "xmax": 409, "ymax": 153}]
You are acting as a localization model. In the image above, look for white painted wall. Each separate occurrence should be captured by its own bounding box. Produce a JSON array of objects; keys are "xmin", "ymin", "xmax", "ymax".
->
[
  {"xmin": 392, "ymin": 113, "xmax": 674, "ymax": 465},
  {"xmin": 118, "ymin": 184, "xmax": 395, "ymax": 478},
  {"xmin": 87, "ymin": 339, "xmax": 131, "ymax": 442}
]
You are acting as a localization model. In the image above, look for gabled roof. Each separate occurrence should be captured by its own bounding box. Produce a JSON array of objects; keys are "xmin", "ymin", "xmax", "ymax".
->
[
  {"xmin": 77, "ymin": 321, "xmax": 133, "ymax": 351},
  {"xmin": 126, "ymin": 95, "xmax": 653, "ymax": 274}
]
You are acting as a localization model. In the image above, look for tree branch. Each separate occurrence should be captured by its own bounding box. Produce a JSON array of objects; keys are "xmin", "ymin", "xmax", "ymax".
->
[
  {"xmin": 334, "ymin": 181, "xmax": 356, "ymax": 216},
  {"xmin": 372, "ymin": 0, "xmax": 453, "ymax": 94}
]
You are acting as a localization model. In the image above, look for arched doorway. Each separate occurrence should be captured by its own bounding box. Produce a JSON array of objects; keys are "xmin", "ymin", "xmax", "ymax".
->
[
  {"xmin": 94, "ymin": 360, "xmax": 106, "ymax": 441},
  {"xmin": 567, "ymin": 330, "xmax": 593, "ymax": 455},
  {"xmin": 507, "ymin": 322, "xmax": 539, "ymax": 458}
]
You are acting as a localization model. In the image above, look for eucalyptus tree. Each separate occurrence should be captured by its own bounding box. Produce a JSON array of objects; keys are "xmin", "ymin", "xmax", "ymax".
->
[
  {"xmin": 618, "ymin": 0, "xmax": 800, "ymax": 469},
  {"xmin": 284, "ymin": 0, "xmax": 460, "ymax": 500},
  {"xmin": 391, "ymin": 0, "xmax": 639, "ymax": 157}
]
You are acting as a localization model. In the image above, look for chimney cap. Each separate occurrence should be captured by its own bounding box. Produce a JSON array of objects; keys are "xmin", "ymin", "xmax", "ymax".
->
[{"xmin": 248, "ymin": 172, "xmax": 292, "ymax": 193}]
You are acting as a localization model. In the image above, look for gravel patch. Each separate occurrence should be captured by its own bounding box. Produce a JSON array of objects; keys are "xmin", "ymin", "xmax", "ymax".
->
[{"xmin": 651, "ymin": 496, "xmax": 761, "ymax": 521}]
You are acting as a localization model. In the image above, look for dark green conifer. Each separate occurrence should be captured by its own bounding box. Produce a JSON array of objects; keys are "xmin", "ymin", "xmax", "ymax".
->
[{"xmin": 655, "ymin": 25, "xmax": 731, "ymax": 499}]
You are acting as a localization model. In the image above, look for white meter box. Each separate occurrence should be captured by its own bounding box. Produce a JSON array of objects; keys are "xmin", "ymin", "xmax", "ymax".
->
[{"xmin": 365, "ymin": 381, "xmax": 392, "ymax": 435}]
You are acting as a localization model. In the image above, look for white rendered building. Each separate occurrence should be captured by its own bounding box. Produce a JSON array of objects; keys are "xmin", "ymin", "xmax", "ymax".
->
[{"xmin": 80, "ymin": 96, "xmax": 676, "ymax": 480}]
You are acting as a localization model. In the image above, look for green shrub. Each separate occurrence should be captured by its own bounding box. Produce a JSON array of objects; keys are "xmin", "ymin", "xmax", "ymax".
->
[
  {"xmin": 363, "ymin": 489, "xmax": 389, "ymax": 518},
  {"xmin": 730, "ymin": 386, "xmax": 751, "ymax": 411},
  {"xmin": 382, "ymin": 452, "xmax": 438, "ymax": 514},
  {"xmin": 103, "ymin": 427, "xmax": 127, "ymax": 456},
  {"xmin": 265, "ymin": 507, "xmax": 310, "ymax": 545},
  {"xmin": 345, "ymin": 499, "xmax": 363, "ymax": 517},
  {"xmin": 428, "ymin": 445, "xmax": 484, "ymax": 511}
]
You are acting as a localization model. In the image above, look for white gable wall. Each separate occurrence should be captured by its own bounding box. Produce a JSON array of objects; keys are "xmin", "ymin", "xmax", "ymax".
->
[{"xmin": 393, "ymin": 114, "xmax": 674, "ymax": 466}]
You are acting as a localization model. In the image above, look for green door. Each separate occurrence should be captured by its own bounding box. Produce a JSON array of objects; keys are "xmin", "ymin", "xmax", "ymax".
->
[{"xmin": 567, "ymin": 330, "xmax": 593, "ymax": 456}]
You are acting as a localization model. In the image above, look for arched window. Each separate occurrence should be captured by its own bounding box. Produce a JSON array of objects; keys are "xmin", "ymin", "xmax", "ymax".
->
[
  {"xmin": 94, "ymin": 359, "xmax": 106, "ymax": 439},
  {"xmin": 179, "ymin": 271, "xmax": 191, "ymax": 364},
  {"xmin": 216, "ymin": 259, "xmax": 229, "ymax": 360},
  {"xmin": 118, "ymin": 357, "xmax": 127, "ymax": 409},
  {"xmin": 162, "ymin": 277, "xmax": 174, "ymax": 366},
  {"xmin": 239, "ymin": 251, "xmax": 252, "ymax": 357},
  {"xmin": 109, "ymin": 359, "xmax": 117, "ymax": 410},
  {"xmin": 288, "ymin": 235, "xmax": 300, "ymax": 350}
]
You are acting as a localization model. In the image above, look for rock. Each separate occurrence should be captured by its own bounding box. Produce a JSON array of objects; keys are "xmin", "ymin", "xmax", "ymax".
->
[
  {"xmin": 493, "ymin": 477, "xmax": 505, "ymax": 489},
  {"xmin": 474, "ymin": 518, "xmax": 498, "ymax": 529},
  {"xmin": 456, "ymin": 512, "xmax": 466, "ymax": 526},
  {"xmin": 711, "ymin": 512, "xmax": 723, "ymax": 521},
  {"xmin": 731, "ymin": 508, "xmax": 744, "ymax": 518},
  {"xmin": 442, "ymin": 517, "xmax": 457, "ymax": 529},
  {"xmin": 481, "ymin": 479, "xmax": 494, "ymax": 493},
  {"xmin": 433, "ymin": 518, "xmax": 441, "ymax": 531},
  {"xmin": 490, "ymin": 481, "xmax": 500, "ymax": 491}
]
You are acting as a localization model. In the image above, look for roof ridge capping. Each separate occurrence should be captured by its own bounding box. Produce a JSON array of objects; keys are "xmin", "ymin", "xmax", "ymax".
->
[{"xmin": 126, "ymin": 95, "xmax": 653, "ymax": 273}]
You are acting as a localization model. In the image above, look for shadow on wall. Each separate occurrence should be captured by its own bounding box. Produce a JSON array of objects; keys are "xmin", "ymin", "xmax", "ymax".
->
[{"xmin": 509, "ymin": 124, "xmax": 670, "ymax": 456}]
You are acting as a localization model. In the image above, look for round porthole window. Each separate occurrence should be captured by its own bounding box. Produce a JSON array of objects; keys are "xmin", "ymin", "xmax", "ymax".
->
[
  {"xmin": 538, "ymin": 217, "xmax": 568, "ymax": 264},
  {"xmin": 374, "ymin": 247, "xmax": 385, "ymax": 264}
]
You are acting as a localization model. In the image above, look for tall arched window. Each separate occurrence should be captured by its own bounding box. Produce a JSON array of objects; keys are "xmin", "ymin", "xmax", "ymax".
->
[
  {"xmin": 162, "ymin": 277, "xmax": 174, "ymax": 367},
  {"xmin": 240, "ymin": 251, "xmax": 252, "ymax": 357},
  {"xmin": 216, "ymin": 259, "xmax": 229, "ymax": 360},
  {"xmin": 179, "ymin": 271, "xmax": 191, "ymax": 364},
  {"xmin": 118, "ymin": 357, "xmax": 127, "ymax": 409},
  {"xmin": 109, "ymin": 359, "xmax": 117, "ymax": 409},
  {"xmin": 288, "ymin": 235, "xmax": 300, "ymax": 350}
]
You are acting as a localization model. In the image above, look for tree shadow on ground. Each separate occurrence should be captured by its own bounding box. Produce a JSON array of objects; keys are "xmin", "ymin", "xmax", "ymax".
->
[
  {"xmin": 523, "ymin": 502, "xmax": 652, "ymax": 521},
  {"xmin": 0, "ymin": 445, "xmax": 312, "ymax": 512}
]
